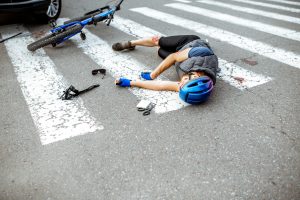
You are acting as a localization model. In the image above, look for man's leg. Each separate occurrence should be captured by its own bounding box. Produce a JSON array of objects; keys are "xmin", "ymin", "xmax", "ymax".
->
[
  {"xmin": 131, "ymin": 36, "xmax": 160, "ymax": 47},
  {"xmin": 112, "ymin": 36, "xmax": 160, "ymax": 51},
  {"xmin": 158, "ymin": 35, "xmax": 200, "ymax": 52},
  {"xmin": 156, "ymin": 35, "xmax": 200, "ymax": 59}
]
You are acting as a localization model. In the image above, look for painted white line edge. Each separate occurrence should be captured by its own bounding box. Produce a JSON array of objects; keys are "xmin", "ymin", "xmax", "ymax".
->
[
  {"xmin": 173, "ymin": 0, "xmax": 191, "ymax": 3},
  {"xmin": 166, "ymin": 3, "xmax": 300, "ymax": 42},
  {"xmin": 264, "ymin": 0, "xmax": 300, "ymax": 6},
  {"xmin": 230, "ymin": 0, "xmax": 300, "ymax": 13},
  {"xmin": 2, "ymin": 25, "xmax": 103, "ymax": 145},
  {"xmin": 197, "ymin": 0, "xmax": 300, "ymax": 25}
]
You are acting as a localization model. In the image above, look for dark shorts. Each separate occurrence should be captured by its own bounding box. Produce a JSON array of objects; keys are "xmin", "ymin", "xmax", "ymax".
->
[{"xmin": 158, "ymin": 35, "xmax": 200, "ymax": 59}]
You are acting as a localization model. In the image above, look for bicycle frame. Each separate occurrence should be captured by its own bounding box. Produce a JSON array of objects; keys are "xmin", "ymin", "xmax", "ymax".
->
[{"xmin": 50, "ymin": 0, "xmax": 124, "ymax": 45}]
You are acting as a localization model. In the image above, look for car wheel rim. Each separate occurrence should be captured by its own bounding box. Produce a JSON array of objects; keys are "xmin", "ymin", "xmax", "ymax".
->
[{"xmin": 47, "ymin": 0, "xmax": 60, "ymax": 18}]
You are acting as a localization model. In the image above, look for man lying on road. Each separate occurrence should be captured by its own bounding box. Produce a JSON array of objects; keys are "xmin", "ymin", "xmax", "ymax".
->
[{"xmin": 112, "ymin": 35, "xmax": 219, "ymax": 104}]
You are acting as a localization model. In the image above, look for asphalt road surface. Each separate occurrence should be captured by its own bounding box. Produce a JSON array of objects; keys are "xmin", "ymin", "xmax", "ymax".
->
[{"xmin": 0, "ymin": 0, "xmax": 299, "ymax": 199}]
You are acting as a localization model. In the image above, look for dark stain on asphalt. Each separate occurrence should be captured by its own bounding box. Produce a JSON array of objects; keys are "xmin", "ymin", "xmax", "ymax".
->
[
  {"xmin": 242, "ymin": 58, "xmax": 258, "ymax": 66},
  {"xmin": 233, "ymin": 76, "xmax": 245, "ymax": 83}
]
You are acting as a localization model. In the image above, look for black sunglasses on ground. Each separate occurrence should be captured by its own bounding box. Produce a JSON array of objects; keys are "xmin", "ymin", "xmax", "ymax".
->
[{"xmin": 92, "ymin": 69, "xmax": 106, "ymax": 78}]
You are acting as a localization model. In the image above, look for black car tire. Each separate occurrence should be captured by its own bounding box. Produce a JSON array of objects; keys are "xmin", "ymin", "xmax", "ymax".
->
[{"xmin": 36, "ymin": 0, "xmax": 62, "ymax": 23}]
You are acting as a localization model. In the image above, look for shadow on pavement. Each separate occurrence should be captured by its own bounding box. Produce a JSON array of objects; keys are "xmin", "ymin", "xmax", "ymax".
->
[{"xmin": 0, "ymin": 13, "xmax": 46, "ymax": 26}]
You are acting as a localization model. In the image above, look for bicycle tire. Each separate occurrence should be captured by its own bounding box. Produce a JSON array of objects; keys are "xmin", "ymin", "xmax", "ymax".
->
[
  {"xmin": 27, "ymin": 24, "xmax": 82, "ymax": 51},
  {"xmin": 63, "ymin": 11, "xmax": 102, "ymax": 25}
]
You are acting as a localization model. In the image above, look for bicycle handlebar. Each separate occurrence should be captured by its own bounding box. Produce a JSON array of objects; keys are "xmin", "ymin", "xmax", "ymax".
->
[
  {"xmin": 104, "ymin": 0, "xmax": 125, "ymax": 25},
  {"xmin": 91, "ymin": 0, "xmax": 125, "ymax": 25},
  {"xmin": 115, "ymin": 0, "xmax": 125, "ymax": 10}
]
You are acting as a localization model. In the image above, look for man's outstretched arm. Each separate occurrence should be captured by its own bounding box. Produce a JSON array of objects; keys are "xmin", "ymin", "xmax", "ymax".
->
[
  {"xmin": 150, "ymin": 48, "xmax": 191, "ymax": 79},
  {"xmin": 115, "ymin": 79, "xmax": 180, "ymax": 92},
  {"xmin": 131, "ymin": 80, "xmax": 180, "ymax": 92}
]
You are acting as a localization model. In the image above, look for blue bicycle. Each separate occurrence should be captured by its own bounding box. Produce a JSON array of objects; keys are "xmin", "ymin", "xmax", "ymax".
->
[{"xmin": 27, "ymin": 0, "xmax": 125, "ymax": 51}]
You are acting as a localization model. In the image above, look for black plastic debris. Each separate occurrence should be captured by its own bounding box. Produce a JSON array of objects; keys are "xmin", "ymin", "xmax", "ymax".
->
[
  {"xmin": 0, "ymin": 32, "xmax": 22, "ymax": 43},
  {"xmin": 137, "ymin": 100, "xmax": 156, "ymax": 116},
  {"xmin": 60, "ymin": 84, "xmax": 100, "ymax": 100},
  {"xmin": 48, "ymin": 19, "xmax": 57, "ymax": 28}
]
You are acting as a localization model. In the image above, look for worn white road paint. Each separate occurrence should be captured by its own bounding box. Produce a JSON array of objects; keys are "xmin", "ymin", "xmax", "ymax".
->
[
  {"xmin": 197, "ymin": 0, "xmax": 300, "ymax": 25},
  {"xmin": 264, "ymin": 0, "xmax": 300, "ymax": 6},
  {"xmin": 112, "ymin": 16, "xmax": 272, "ymax": 90},
  {"xmin": 56, "ymin": 18, "xmax": 187, "ymax": 114},
  {"xmin": 166, "ymin": 3, "xmax": 300, "ymax": 42},
  {"xmin": 230, "ymin": 0, "xmax": 300, "ymax": 13},
  {"xmin": 217, "ymin": 60, "xmax": 272, "ymax": 89},
  {"xmin": 130, "ymin": 7, "xmax": 300, "ymax": 70},
  {"xmin": 173, "ymin": 0, "xmax": 191, "ymax": 3},
  {"xmin": 112, "ymin": 16, "xmax": 163, "ymax": 38},
  {"xmin": 2, "ymin": 25, "xmax": 103, "ymax": 145}
]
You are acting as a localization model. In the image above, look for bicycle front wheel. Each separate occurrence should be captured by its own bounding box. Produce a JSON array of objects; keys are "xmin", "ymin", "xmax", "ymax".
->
[{"xmin": 27, "ymin": 24, "xmax": 83, "ymax": 51}]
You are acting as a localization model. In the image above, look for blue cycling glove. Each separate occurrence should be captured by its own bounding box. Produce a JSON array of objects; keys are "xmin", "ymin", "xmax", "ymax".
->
[
  {"xmin": 141, "ymin": 72, "xmax": 153, "ymax": 80},
  {"xmin": 116, "ymin": 77, "xmax": 131, "ymax": 87}
]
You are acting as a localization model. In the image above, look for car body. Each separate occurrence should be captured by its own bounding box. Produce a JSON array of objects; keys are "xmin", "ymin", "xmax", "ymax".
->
[{"xmin": 0, "ymin": 0, "xmax": 61, "ymax": 23}]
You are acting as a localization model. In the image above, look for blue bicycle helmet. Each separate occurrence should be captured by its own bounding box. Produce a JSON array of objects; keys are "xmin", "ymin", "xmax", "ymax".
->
[{"xmin": 179, "ymin": 76, "xmax": 214, "ymax": 104}]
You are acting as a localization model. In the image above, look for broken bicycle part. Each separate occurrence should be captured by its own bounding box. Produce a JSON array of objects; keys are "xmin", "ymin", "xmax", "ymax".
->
[{"xmin": 60, "ymin": 84, "xmax": 100, "ymax": 100}]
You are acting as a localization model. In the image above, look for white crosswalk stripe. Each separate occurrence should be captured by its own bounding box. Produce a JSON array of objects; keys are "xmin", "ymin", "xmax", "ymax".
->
[
  {"xmin": 166, "ymin": 3, "xmax": 300, "ymax": 42},
  {"xmin": 111, "ymin": 16, "xmax": 272, "ymax": 90},
  {"xmin": 173, "ymin": 0, "xmax": 191, "ymax": 3},
  {"xmin": 230, "ymin": 0, "xmax": 300, "ymax": 13},
  {"xmin": 130, "ymin": 7, "xmax": 300, "ymax": 69},
  {"xmin": 197, "ymin": 0, "xmax": 300, "ymax": 25},
  {"xmin": 264, "ymin": 0, "xmax": 300, "ymax": 6},
  {"xmin": 1, "ymin": 25, "xmax": 103, "ymax": 145}
]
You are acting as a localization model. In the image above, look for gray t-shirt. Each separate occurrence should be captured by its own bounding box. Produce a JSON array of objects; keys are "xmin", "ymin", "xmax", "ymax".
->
[{"xmin": 175, "ymin": 39, "xmax": 219, "ymax": 84}]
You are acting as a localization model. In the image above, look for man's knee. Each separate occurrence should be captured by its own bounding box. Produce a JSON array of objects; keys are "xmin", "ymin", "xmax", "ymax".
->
[
  {"xmin": 151, "ymin": 36, "xmax": 160, "ymax": 45},
  {"xmin": 158, "ymin": 48, "xmax": 171, "ymax": 59}
]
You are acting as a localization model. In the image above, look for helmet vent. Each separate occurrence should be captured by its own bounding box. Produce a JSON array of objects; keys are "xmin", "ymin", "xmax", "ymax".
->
[
  {"xmin": 188, "ymin": 82, "xmax": 198, "ymax": 87},
  {"xmin": 202, "ymin": 79, "xmax": 209, "ymax": 83},
  {"xmin": 179, "ymin": 77, "xmax": 213, "ymax": 104}
]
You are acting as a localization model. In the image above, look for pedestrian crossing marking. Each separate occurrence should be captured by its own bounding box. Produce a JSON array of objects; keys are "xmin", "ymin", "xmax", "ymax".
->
[
  {"xmin": 130, "ymin": 7, "xmax": 300, "ymax": 70},
  {"xmin": 261, "ymin": 0, "xmax": 300, "ymax": 7},
  {"xmin": 166, "ymin": 3, "xmax": 300, "ymax": 42},
  {"xmin": 1, "ymin": 1, "xmax": 298, "ymax": 145},
  {"xmin": 230, "ymin": 0, "xmax": 300, "ymax": 13},
  {"xmin": 2, "ymin": 25, "xmax": 103, "ymax": 145},
  {"xmin": 173, "ymin": 0, "xmax": 191, "ymax": 3},
  {"xmin": 112, "ymin": 16, "xmax": 272, "ymax": 90},
  {"xmin": 197, "ymin": 0, "xmax": 300, "ymax": 25}
]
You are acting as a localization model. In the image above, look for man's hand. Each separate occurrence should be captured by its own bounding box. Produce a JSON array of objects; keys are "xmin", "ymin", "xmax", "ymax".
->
[
  {"xmin": 131, "ymin": 80, "xmax": 180, "ymax": 92},
  {"xmin": 141, "ymin": 72, "xmax": 153, "ymax": 80},
  {"xmin": 115, "ymin": 77, "xmax": 131, "ymax": 87}
]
